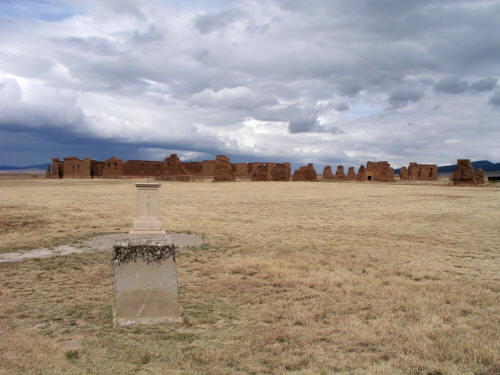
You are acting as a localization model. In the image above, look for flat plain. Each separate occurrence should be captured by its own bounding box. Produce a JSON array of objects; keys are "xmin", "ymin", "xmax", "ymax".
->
[{"xmin": 0, "ymin": 175, "xmax": 499, "ymax": 375}]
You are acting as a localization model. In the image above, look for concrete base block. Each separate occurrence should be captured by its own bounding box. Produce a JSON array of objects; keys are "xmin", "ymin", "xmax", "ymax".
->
[{"xmin": 112, "ymin": 236, "xmax": 183, "ymax": 327}]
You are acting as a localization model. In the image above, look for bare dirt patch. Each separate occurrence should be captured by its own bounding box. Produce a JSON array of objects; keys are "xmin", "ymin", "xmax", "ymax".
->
[{"xmin": 0, "ymin": 233, "xmax": 204, "ymax": 263}]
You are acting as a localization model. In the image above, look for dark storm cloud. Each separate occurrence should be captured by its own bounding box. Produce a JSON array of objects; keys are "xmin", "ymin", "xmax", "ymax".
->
[
  {"xmin": 334, "ymin": 103, "xmax": 349, "ymax": 112},
  {"xmin": 434, "ymin": 77, "xmax": 470, "ymax": 94},
  {"xmin": 469, "ymin": 78, "xmax": 498, "ymax": 92},
  {"xmin": 435, "ymin": 77, "xmax": 498, "ymax": 94},
  {"xmin": 388, "ymin": 87, "xmax": 424, "ymax": 109},
  {"xmin": 194, "ymin": 9, "xmax": 244, "ymax": 34},
  {"xmin": 489, "ymin": 91, "xmax": 500, "ymax": 106}
]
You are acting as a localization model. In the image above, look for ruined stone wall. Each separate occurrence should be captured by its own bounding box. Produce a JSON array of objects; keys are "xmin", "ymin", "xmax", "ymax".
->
[
  {"xmin": 356, "ymin": 165, "xmax": 366, "ymax": 181},
  {"xmin": 79, "ymin": 157, "xmax": 91, "ymax": 179},
  {"xmin": 214, "ymin": 155, "xmax": 235, "ymax": 182},
  {"xmin": 55, "ymin": 157, "xmax": 96, "ymax": 179},
  {"xmin": 202, "ymin": 160, "xmax": 216, "ymax": 176},
  {"xmin": 91, "ymin": 160, "xmax": 105, "ymax": 178},
  {"xmin": 323, "ymin": 165, "xmax": 355, "ymax": 181},
  {"xmin": 336, "ymin": 165, "xmax": 345, "ymax": 179},
  {"xmin": 102, "ymin": 157, "xmax": 125, "ymax": 178},
  {"xmin": 160, "ymin": 154, "xmax": 190, "ymax": 176},
  {"xmin": 271, "ymin": 163, "xmax": 291, "ymax": 181},
  {"xmin": 364, "ymin": 161, "xmax": 394, "ymax": 182},
  {"xmin": 265, "ymin": 163, "xmax": 277, "ymax": 180},
  {"xmin": 157, "ymin": 154, "xmax": 193, "ymax": 181},
  {"xmin": 252, "ymin": 164, "xmax": 269, "ymax": 181},
  {"xmin": 399, "ymin": 167, "xmax": 409, "ymax": 180},
  {"xmin": 475, "ymin": 168, "xmax": 485, "ymax": 184},
  {"xmin": 63, "ymin": 157, "xmax": 80, "ymax": 179},
  {"xmin": 403, "ymin": 162, "xmax": 438, "ymax": 181},
  {"xmin": 247, "ymin": 163, "xmax": 262, "ymax": 178},
  {"xmin": 183, "ymin": 162, "xmax": 204, "ymax": 176},
  {"xmin": 51, "ymin": 159, "xmax": 63, "ymax": 178},
  {"xmin": 292, "ymin": 163, "xmax": 318, "ymax": 181},
  {"xmin": 121, "ymin": 160, "xmax": 162, "ymax": 177},
  {"xmin": 452, "ymin": 159, "xmax": 484, "ymax": 185},
  {"xmin": 323, "ymin": 165, "xmax": 334, "ymax": 180},
  {"xmin": 347, "ymin": 166, "xmax": 356, "ymax": 180},
  {"xmin": 232, "ymin": 163, "xmax": 249, "ymax": 178},
  {"xmin": 249, "ymin": 162, "xmax": 290, "ymax": 181}
]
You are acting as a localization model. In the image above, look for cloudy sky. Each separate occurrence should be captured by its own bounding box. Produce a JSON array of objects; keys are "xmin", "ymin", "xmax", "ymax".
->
[{"xmin": 1, "ymin": 0, "xmax": 499, "ymax": 168}]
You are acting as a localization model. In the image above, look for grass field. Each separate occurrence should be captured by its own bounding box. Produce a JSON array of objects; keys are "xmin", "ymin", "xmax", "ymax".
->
[{"xmin": 0, "ymin": 176, "xmax": 499, "ymax": 374}]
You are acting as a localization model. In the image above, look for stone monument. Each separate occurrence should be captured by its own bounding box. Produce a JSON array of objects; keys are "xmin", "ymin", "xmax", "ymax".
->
[
  {"xmin": 112, "ymin": 182, "xmax": 182, "ymax": 326},
  {"xmin": 129, "ymin": 183, "xmax": 165, "ymax": 235}
]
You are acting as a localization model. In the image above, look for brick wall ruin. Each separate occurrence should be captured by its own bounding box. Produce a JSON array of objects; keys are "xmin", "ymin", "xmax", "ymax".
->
[
  {"xmin": 292, "ymin": 164, "xmax": 318, "ymax": 181},
  {"xmin": 323, "ymin": 165, "xmax": 356, "ymax": 181},
  {"xmin": 232, "ymin": 163, "xmax": 249, "ymax": 178},
  {"xmin": 354, "ymin": 161, "xmax": 394, "ymax": 182},
  {"xmin": 323, "ymin": 166, "xmax": 334, "ymax": 180},
  {"xmin": 45, "ymin": 155, "xmax": 455, "ymax": 185},
  {"xmin": 214, "ymin": 155, "xmax": 235, "ymax": 182},
  {"xmin": 347, "ymin": 167, "xmax": 356, "ymax": 180},
  {"xmin": 356, "ymin": 165, "xmax": 366, "ymax": 181},
  {"xmin": 399, "ymin": 162, "xmax": 438, "ymax": 181},
  {"xmin": 271, "ymin": 163, "xmax": 291, "ymax": 181},
  {"xmin": 47, "ymin": 154, "xmax": 291, "ymax": 182},
  {"xmin": 249, "ymin": 162, "xmax": 291, "ymax": 181},
  {"xmin": 47, "ymin": 157, "xmax": 103, "ymax": 179},
  {"xmin": 452, "ymin": 159, "xmax": 484, "ymax": 185}
]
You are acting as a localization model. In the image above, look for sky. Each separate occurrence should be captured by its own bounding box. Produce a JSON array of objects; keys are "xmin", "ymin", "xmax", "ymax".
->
[{"xmin": 1, "ymin": 0, "xmax": 499, "ymax": 168}]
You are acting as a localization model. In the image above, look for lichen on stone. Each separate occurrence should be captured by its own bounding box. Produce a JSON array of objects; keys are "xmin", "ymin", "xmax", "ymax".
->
[{"xmin": 113, "ymin": 236, "xmax": 175, "ymax": 266}]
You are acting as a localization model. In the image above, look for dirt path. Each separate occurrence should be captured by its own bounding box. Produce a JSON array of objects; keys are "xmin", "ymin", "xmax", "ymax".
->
[{"xmin": 0, "ymin": 233, "xmax": 204, "ymax": 263}]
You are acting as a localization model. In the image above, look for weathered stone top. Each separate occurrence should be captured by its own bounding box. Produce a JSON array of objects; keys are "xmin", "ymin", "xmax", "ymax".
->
[
  {"xmin": 113, "ymin": 236, "xmax": 175, "ymax": 266},
  {"xmin": 135, "ymin": 182, "xmax": 161, "ymax": 189}
]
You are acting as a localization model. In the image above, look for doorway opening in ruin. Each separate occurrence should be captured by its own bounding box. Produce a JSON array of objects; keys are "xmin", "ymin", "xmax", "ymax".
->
[{"xmin": 367, "ymin": 176, "xmax": 372, "ymax": 181}]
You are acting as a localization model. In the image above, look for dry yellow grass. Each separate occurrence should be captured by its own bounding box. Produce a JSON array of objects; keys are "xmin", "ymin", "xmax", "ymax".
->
[{"xmin": 0, "ymin": 176, "xmax": 499, "ymax": 374}]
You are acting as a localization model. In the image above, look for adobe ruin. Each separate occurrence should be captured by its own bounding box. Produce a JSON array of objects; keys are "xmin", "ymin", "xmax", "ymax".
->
[
  {"xmin": 336, "ymin": 165, "xmax": 345, "ymax": 179},
  {"xmin": 213, "ymin": 155, "xmax": 235, "ymax": 182},
  {"xmin": 399, "ymin": 166, "xmax": 409, "ymax": 180},
  {"xmin": 47, "ymin": 157, "xmax": 104, "ymax": 179},
  {"xmin": 323, "ymin": 165, "xmax": 334, "ymax": 180},
  {"xmin": 356, "ymin": 165, "xmax": 366, "ymax": 181},
  {"xmin": 347, "ymin": 166, "xmax": 356, "ymax": 180},
  {"xmin": 355, "ymin": 162, "xmax": 394, "ymax": 182},
  {"xmin": 292, "ymin": 163, "xmax": 318, "ymax": 181},
  {"xmin": 249, "ymin": 162, "xmax": 291, "ymax": 181},
  {"xmin": 400, "ymin": 162, "xmax": 438, "ymax": 181},
  {"xmin": 251, "ymin": 164, "xmax": 269, "ymax": 181},
  {"xmin": 364, "ymin": 161, "xmax": 394, "ymax": 182},
  {"xmin": 452, "ymin": 159, "xmax": 484, "ymax": 185},
  {"xmin": 45, "ymin": 154, "xmax": 446, "ymax": 185},
  {"xmin": 48, "ymin": 154, "xmax": 293, "ymax": 181},
  {"xmin": 323, "ymin": 165, "xmax": 356, "ymax": 181},
  {"xmin": 232, "ymin": 163, "xmax": 249, "ymax": 178},
  {"xmin": 270, "ymin": 163, "xmax": 291, "ymax": 181}
]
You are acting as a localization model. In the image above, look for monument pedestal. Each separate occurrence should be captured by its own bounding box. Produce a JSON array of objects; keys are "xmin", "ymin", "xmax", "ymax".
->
[
  {"xmin": 129, "ymin": 183, "xmax": 166, "ymax": 236},
  {"xmin": 112, "ymin": 182, "xmax": 182, "ymax": 326},
  {"xmin": 112, "ymin": 236, "xmax": 182, "ymax": 326}
]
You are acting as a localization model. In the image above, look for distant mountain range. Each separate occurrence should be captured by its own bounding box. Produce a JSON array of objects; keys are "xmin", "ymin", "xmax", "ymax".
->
[
  {"xmin": 0, "ymin": 164, "xmax": 47, "ymax": 171},
  {"xmin": 394, "ymin": 160, "xmax": 500, "ymax": 173},
  {"xmin": 437, "ymin": 160, "xmax": 500, "ymax": 172}
]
